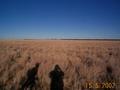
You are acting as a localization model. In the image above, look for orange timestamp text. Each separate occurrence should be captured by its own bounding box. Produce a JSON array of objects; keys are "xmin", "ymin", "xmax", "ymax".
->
[{"xmin": 84, "ymin": 82, "xmax": 116, "ymax": 89}]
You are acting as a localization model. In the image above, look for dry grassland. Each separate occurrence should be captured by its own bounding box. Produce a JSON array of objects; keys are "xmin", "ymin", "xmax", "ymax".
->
[{"xmin": 0, "ymin": 40, "xmax": 120, "ymax": 90}]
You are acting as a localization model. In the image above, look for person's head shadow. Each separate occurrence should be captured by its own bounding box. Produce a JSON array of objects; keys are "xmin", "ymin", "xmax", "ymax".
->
[
  {"xmin": 49, "ymin": 64, "xmax": 64, "ymax": 90},
  {"xmin": 54, "ymin": 64, "xmax": 61, "ymax": 72}
]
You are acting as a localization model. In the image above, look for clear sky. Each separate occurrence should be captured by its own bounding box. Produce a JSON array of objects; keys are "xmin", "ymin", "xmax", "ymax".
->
[{"xmin": 0, "ymin": 0, "xmax": 120, "ymax": 39}]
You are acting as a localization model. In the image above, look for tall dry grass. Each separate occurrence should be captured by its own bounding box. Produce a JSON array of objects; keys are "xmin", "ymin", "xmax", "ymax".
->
[{"xmin": 0, "ymin": 40, "xmax": 120, "ymax": 90}]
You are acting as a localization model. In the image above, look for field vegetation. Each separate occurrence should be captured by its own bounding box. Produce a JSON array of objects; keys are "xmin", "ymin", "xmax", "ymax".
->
[{"xmin": 0, "ymin": 40, "xmax": 120, "ymax": 90}]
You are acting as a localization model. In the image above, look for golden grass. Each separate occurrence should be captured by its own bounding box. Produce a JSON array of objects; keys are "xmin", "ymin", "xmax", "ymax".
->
[{"xmin": 0, "ymin": 40, "xmax": 120, "ymax": 90}]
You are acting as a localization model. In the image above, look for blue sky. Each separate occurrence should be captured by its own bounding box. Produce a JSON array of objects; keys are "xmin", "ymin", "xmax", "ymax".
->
[{"xmin": 0, "ymin": 0, "xmax": 120, "ymax": 39}]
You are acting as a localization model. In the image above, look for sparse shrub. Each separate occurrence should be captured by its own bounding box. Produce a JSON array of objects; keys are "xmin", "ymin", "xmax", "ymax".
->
[{"xmin": 82, "ymin": 57, "xmax": 93, "ymax": 67}]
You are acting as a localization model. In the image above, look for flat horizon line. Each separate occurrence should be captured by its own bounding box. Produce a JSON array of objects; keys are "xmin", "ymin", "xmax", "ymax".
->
[{"xmin": 0, "ymin": 38, "xmax": 120, "ymax": 41}]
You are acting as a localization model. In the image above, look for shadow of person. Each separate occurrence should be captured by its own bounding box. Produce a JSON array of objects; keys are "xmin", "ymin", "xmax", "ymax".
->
[
  {"xmin": 49, "ymin": 65, "xmax": 64, "ymax": 90},
  {"xmin": 21, "ymin": 63, "xmax": 40, "ymax": 90}
]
